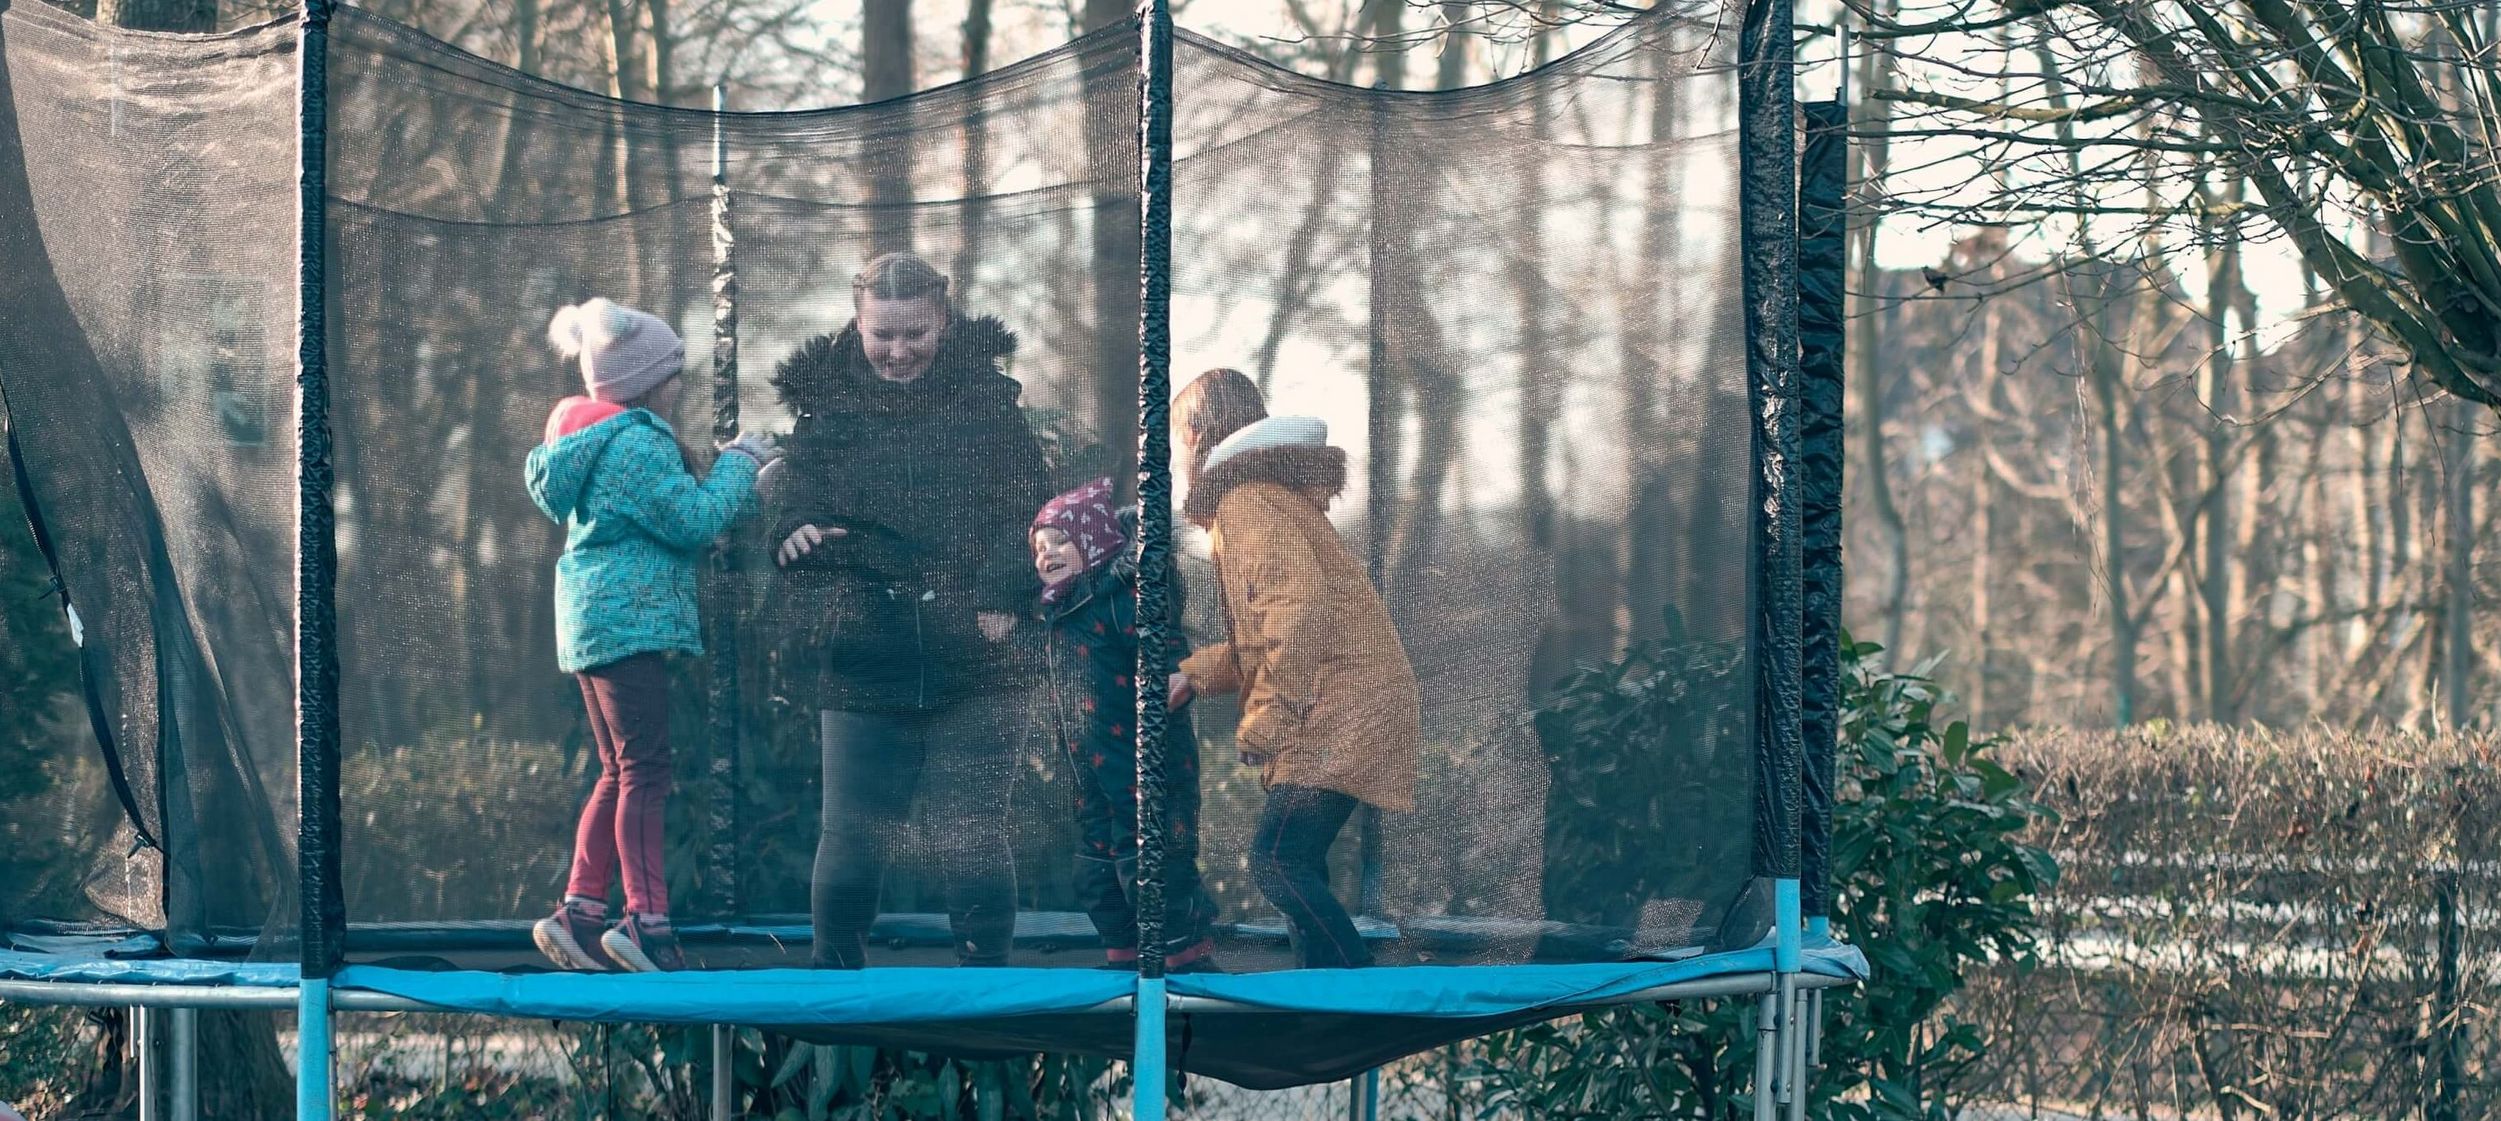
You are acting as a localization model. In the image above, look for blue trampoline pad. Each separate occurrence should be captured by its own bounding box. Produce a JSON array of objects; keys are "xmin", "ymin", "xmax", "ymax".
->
[{"xmin": 0, "ymin": 944, "xmax": 1863, "ymax": 1089}]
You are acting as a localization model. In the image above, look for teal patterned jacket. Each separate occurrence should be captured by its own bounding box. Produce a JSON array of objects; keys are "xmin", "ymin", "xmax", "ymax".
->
[{"xmin": 525, "ymin": 410, "xmax": 758, "ymax": 674}]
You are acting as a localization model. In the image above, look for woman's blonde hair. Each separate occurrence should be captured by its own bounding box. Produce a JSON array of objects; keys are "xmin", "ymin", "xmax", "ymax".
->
[
  {"xmin": 851, "ymin": 251, "xmax": 951, "ymax": 313},
  {"xmin": 1174, "ymin": 368, "xmax": 1268, "ymax": 479}
]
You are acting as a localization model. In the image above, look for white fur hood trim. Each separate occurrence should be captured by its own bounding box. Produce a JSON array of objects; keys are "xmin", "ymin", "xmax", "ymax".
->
[{"xmin": 1200, "ymin": 415, "xmax": 1328, "ymax": 476}]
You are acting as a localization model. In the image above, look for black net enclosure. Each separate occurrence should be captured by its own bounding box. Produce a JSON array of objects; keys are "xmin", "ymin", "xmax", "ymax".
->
[{"xmin": 0, "ymin": 0, "xmax": 1856, "ymax": 1097}]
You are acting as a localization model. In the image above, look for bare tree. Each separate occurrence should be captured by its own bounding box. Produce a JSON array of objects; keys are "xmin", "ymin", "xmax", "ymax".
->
[{"xmin": 1858, "ymin": 0, "xmax": 2501, "ymax": 406}]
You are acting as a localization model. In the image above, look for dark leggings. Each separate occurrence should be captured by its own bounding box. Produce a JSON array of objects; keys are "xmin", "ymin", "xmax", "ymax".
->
[
  {"xmin": 1251, "ymin": 785, "xmax": 1373, "ymax": 969},
  {"xmin": 811, "ymin": 699, "xmax": 1019, "ymax": 968}
]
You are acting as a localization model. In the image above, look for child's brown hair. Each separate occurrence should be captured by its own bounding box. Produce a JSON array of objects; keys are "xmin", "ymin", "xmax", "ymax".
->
[{"xmin": 1173, "ymin": 367, "xmax": 1267, "ymax": 480}]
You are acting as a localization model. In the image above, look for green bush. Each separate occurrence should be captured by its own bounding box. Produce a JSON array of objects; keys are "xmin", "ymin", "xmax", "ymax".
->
[
  {"xmin": 1466, "ymin": 637, "xmax": 2058, "ymax": 1120},
  {"xmin": 1532, "ymin": 612, "xmax": 1749, "ymax": 932}
]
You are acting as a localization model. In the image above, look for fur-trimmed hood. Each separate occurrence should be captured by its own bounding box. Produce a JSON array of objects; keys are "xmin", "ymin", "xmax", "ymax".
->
[
  {"xmin": 1182, "ymin": 416, "xmax": 1348, "ymax": 528},
  {"xmin": 769, "ymin": 313, "xmax": 1020, "ymax": 420}
]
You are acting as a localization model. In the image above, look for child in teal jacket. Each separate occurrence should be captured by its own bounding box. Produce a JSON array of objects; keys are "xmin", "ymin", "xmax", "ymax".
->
[{"xmin": 524, "ymin": 297, "xmax": 775, "ymax": 972}]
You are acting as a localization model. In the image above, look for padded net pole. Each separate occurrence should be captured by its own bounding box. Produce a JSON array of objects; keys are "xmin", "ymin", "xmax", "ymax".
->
[
  {"xmin": 1797, "ymin": 99, "xmax": 1848, "ymax": 940},
  {"xmin": 1739, "ymin": 0, "xmax": 1804, "ymax": 957},
  {"xmin": 1131, "ymin": 0, "xmax": 1176, "ymax": 987},
  {"xmin": 703, "ymin": 81, "xmax": 743, "ymax": 920},
  {"xmin": 297, "ymin": 0, "xmax": 343, "ymax": 1110},
  {"xmin": 1133, "ymin": 0, "xmax": 1175, "ymax": 1111},
  {"xmin": 294, "ymin": 0, "xmax": 345, "ymax": 994}
]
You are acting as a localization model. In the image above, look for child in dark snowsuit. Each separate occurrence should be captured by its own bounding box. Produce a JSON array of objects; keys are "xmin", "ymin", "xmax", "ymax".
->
[{"xmin": 1031, "ymin": 478, "xmax": 1220, "ymax": 972}]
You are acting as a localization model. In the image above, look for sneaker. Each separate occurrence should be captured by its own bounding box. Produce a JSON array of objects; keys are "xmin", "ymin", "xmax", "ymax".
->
[
  {"xmin": 1167, "ymin": 938, "xmax": 1224, "ymax": 975},
  {"xmin": 601, "ymin": 914, "xmax": 686, "ymax": 972},
  {"xmin": 1097, "ymin": 940, "xmax": 1223, "ymax": 974},
  {"xmin": 532, "ymin": 902, "xmax": 619, "ymax": 971}
]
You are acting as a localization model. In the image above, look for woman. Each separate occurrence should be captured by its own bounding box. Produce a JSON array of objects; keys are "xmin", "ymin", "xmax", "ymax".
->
[{"xmin": 768, "ymin": 251, "xmax": 1052, "ymax": 969}]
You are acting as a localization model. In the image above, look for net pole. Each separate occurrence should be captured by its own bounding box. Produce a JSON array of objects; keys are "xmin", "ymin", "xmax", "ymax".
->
[
  {"xmin": 1739, "ymin": 0, "xmax": 1803, "ymax": 944},
  {"xmin": 710, "ymin": 1025, "xmax": 734, "ymax": 1120},
  {"xmin": 295, "ymin": 0, "xmax": 344, "ymax": 1108},
  {"xmin": 1739, "ymin": 0, "xmax": 1805, "ymax": 1106},
  {"xmin": 1752, "ymin": 990, "xmax": 1780, "ymax": 1121},
  {"xmin": 170, "ymin": 1007, "xmax": 198, "ymax": 1121},
  {"xmin": 704, "ymin": 81, "xmax": 743, "ymax": 921},
  {"xmin": 1798, "ymin": 88, "xmax": 1849, "ymax": 949},
  {"xmin": 136, "ymin": 1006, "xmax": 159, "ymax": 1121},
  {"xmin": 1132, "ymin": 0, "xmax": 1176, "ymax": 1109}
]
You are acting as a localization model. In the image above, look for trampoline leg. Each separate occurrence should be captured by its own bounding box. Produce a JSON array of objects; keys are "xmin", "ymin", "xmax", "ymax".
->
[
  {"xmin": 171, "ymin": 1006, "xmax": 199, "ymax": 1121},
  {"xmin": 297, "ymin": 977, "xmax": 333, "ymax": 1121},
  {"xmin": 1784, "ymin": 976, "xmax": 1808, "ymax": 1121},
  {"xmin": 711, "ymin": 1025, "xmax": 735, "ymax": 1121},
  {"xmin": 1133, "ymin": 976, "xmax": 1169, "ymax": 1121},
  {"xmin": 1346, "ymin": 1069, "xmax": 1379, "ymax": 1121},
  {"xmin": 136, "ymin": 1006, "xmax": 160, "ymax": 1121},
  {"xmin": 1753, "ymin": 990, "xmax": 1780, "ymax": 1121},
  {"xmin": 1807, "ymin": 989, "xmax": 1822, "ymax": 1069}
]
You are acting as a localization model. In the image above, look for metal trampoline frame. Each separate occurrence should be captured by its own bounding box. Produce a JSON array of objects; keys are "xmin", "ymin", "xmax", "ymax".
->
[{"xmin": 0, "ymin": 0, "xmax": 1853, "ymax": 1112}]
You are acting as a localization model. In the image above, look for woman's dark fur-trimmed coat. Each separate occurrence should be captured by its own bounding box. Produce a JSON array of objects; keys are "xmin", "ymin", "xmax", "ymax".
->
[{"xmin": 768, "ymin": 314, "xmax": 1052, "ymax": 712}]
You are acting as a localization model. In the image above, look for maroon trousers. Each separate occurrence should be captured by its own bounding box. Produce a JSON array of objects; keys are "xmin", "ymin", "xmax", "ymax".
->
[{"xmin": 564, "ymin": 652, "xmax": 673, "ymax": 916}]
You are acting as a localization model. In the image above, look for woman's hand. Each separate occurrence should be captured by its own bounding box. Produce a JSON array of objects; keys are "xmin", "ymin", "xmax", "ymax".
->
[
  {"xmin": 776, "ymin": 524, "xmax": 846, "ymax": 566},
  {"xmin": 1167, "ymin": 672, "xmax": 1194, "ymax": 709},
  {"xmin": 753, "ymin": 456, "xmax": 788, "ymax": 504},
  {"xmin": 977, "ymin": 611, "xmax": 1016, "ymax": 642}
]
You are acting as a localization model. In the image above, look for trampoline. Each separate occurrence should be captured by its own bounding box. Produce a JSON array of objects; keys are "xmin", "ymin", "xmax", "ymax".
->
[{"xmin": 0, "ymin": 0, "xmax": 1859, "ymax": 1114}]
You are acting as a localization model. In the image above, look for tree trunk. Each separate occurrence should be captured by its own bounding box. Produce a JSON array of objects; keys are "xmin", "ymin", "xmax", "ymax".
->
[
  {"xmin": 1515, "ymin": 9, "xmax": 1563, "ymax": 685},
  {"xmin": 1365, "ymin": 0, "xmax": 1406, "ymax": 89},
  {"xmin": 1435, "ymin": 1, "xmax": 1469, "ymax": 89},
  {"xmin": 96, "ymin": 0, "xmax": 213, "ymax": 31},
  {"xmin": 1616, "ymin": 40, "xmax": 1683, "ymax": 644},
  {"xmin": 1968, "ymin": 284, "xmax": 2001, "ymax": 727},
  {"xmin": 2089, "ymin": 283, "xmax": 2139, "ymax": 726},
  {"xmin": 864, "ymin": 0, "xmax": 916, "ymax": 255},
  {"xmin": 952, "ymin": 0, "xmax": 994, "ymax": 288},
  {"xmin": 1366, "ymin": 98, "xmax": 1403, "ymax": 587},
  {"xmin": 1082, "ymin": 0, "xmax": 1138, "ymax": 456},
  {"xmin": 2442, "ymin": 396, "xmax": 2477, "ymax": 727},
  {"xmin": 863, "ymin": 0, "xmax": 914, "ymax": 101},
  {"xmin": 604, "ymin": 0, "xmax": 645, "ymax": 102},
  {"xmin": 200, "ymin": 1011, "xmax": 293, "ymax": 1121},
  {"xmin": 514, "ymin": 0, "xmax": 540, "ymax": 75},
  {"xmin": 2196, "ymin": 173, "xmax": 2241, "ymax": 723},
  {"xmin": 1360, "ymin": 0, "xmax": 1412, "ymax": 580},
  {"xmin": 62, "ymin": 1009, "xmax": 133, "ymax": 1118},
  {"xmin": 1849, "ymin": 17, "xmax": 1911, "ymax": 664},
  {"xmin": 643, "ymin": 0, "xmax": 675, "ymax": 105}
]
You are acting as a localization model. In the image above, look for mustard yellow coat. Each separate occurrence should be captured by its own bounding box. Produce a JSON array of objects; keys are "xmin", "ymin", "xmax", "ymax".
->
[{"xmin": 1180, "ymin": 444, "xmax": 1420, "ymax": 813}]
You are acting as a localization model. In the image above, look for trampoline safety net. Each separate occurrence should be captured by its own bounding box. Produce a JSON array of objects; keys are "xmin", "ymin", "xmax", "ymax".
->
[{"xmin": 0, "ymin": 0, "xmax": 1789, "ymax": 994}]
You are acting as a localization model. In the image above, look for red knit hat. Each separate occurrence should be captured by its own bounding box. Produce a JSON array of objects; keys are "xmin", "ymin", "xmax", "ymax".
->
[{"xmin": 1033, "ymin": 477, "xmax": 1125, "ymax": 603}]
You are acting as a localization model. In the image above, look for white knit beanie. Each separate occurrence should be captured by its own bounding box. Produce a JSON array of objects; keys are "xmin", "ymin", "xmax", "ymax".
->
[{"xmin": 547, "ymin": 298, "xmax": 685, "ymax": 404}]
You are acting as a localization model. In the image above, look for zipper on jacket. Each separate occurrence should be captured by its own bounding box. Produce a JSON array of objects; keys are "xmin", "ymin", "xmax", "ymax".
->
[
  {"xmin": 914, "ymin": 589, "xmax": 931, "ymax": 708},
  {"xmin": 905, "ymin": 446, "xmax": 927, "ymax": 708}
]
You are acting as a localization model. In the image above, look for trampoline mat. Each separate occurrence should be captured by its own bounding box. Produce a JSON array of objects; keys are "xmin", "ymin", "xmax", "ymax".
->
[{"xmin": 0, "ymin": 939, "xmax": 1865, "ymax": 1089}]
